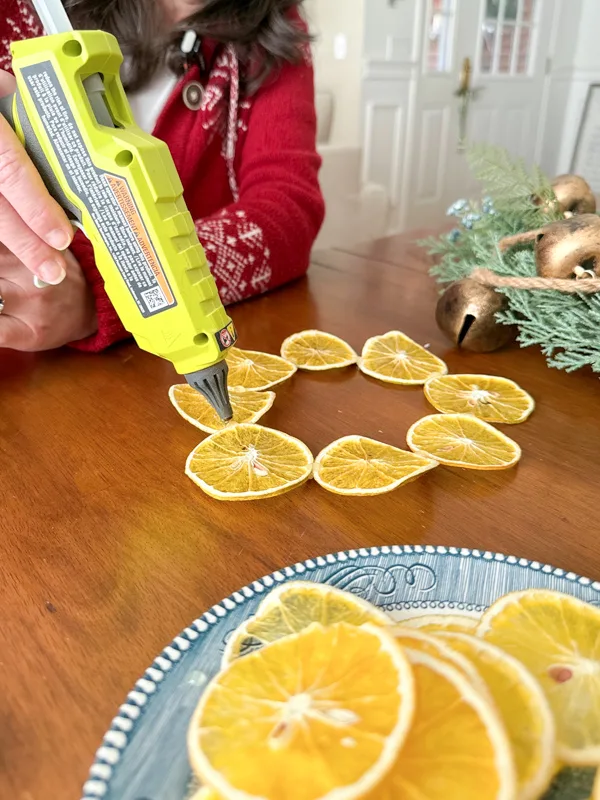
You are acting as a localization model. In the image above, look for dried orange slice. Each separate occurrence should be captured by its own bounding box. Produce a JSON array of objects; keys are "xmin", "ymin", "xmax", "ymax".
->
[
  {"xmin": 364, "ymin": 649, "xmax": 516, "ymax": 800},
  {"xmin": 313, "ymin": 435, "xmax": 437, "ymax": 496},
  {"xmin": 407, "ymin": 413, "xmax": 521, "ymax": 469},
  {"xmin": 399, "ymin": 613, "xmax": 479, "ymax": 634},
  {"xmin": 221, "ymin": 581, "xmax": 390, "ymax": 666},
  {"xmin": 359, "ymin": 331, "xmax": 447, "ymax": 385},
  {"xmin": 438, "ymin": 632, "xmax": 556, "ymax": 800},
  {"xmin": 185, "ymin": 424, "xmax": 313, "ymax": 501},
  {"xmin": 479, "ymin": 589, "xmax": 600, "ymax": 766},
  {"xmin": 390, "ymin": 628, "xmax": 489, "ymax": 695},
  {"xmin": 425, "ymin": 374, "xmax": 535, "ymax": 424},
  {"xmin": 226, "ymin": 347, "xmax": 296, "ymax": 391},
  {"xmin": 169, "ymin": 384, "xmax": 275, "ymax": 433},
  {"xmin": 280, "ymin": 330, "xmax": 358, "ymax": 370},
  {"xmin": 189, "ymin": 790, "xmax": 217, "ymax": 800},
  {"xmin": 188, "ymin": 622, "xmax": 415, "ymax": 800}
]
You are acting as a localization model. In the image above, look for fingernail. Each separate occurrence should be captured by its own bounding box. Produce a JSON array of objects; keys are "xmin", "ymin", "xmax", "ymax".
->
[
  {"xmin": 46, "ymin": 228, "xmax": 72, "ymax": 250},
  {"xmin": 38, "ymin": 260, "xmax": 66, "ymax": 285}
]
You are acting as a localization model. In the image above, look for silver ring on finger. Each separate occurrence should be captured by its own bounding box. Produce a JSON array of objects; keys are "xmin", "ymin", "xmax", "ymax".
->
[{"xmin": 0, "ymin": 292, "xmax": 4, "ymax": 315}]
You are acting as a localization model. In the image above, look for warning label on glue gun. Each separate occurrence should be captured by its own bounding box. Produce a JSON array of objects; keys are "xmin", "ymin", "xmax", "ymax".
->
[{"xmin": 21, "ymin": 62, "xmax": 177, "ymax": 319}]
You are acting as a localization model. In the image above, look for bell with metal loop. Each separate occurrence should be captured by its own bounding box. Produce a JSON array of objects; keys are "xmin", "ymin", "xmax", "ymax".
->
[{"xmin": 499, "ymin": 214, "xmax": 600, "ymax": 279}]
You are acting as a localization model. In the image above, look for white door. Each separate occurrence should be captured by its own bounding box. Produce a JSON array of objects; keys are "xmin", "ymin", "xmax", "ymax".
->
[{"xmin": 403, "ymin": 0, "xmax": 558, "ymax": 229}]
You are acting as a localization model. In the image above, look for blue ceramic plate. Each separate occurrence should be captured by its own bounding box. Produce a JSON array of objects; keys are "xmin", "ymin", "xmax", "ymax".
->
[{"xmin": 82, "ymin": 545, "xmax": 600, "ymax": 800}]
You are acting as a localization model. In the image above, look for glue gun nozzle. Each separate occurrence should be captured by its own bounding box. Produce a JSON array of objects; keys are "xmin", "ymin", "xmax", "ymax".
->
[{"xmin": 185, "ymin": 360, "xmax": 233, "ymax": 422}]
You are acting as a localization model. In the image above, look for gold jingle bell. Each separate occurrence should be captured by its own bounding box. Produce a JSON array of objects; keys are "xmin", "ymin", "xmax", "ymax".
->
[
  {"xmin": 499, "ymin": 214, "xmax": 600, "ymax": 279},
  {"xmin": 436, "ymin": 279, "xmax": 515, "ymax": 353},
  {"xmin": 551, "ymin": 174, "xmax": 596, "ymax": 216},
  {"xmin": 534, "ymin": 174, "xmax": 596, "ymax": 217}
]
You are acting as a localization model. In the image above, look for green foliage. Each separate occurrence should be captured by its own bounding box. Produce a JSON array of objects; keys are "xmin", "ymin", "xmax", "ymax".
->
[
  {"xmin": 467, "ymin": 143, "xmax": 561, "ymax": 228},
  {"xmin": 420, "ymin": 144, "xmax": 600, "ymax": 374}
]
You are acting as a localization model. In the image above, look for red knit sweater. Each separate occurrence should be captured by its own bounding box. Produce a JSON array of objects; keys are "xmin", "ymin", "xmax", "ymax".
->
[{"xmin": 0, "ymin": 1, "xmax": 324, "ymax": 351}]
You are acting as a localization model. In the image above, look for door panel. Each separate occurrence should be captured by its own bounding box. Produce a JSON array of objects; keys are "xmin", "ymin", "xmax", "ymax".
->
[
  {"xmin": 416, "ymin": 107, "xmax": 451, "ymax": 202},
  {"xmin": 363, "ymin": 102, "xmax": 405, "ymax": 205},
  {"xmin": 470, "ymin": 106, "xmax": 497, "ymax": 143}
]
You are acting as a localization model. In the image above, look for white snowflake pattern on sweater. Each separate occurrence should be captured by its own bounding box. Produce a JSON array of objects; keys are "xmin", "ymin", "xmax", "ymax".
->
[
  {"xmin": 196, "ymin": 210, "xmax": 272, "ymax": 305},
  {"xmin": 1, "ymin": 0, "xmax": 40, "ymax": 71}
]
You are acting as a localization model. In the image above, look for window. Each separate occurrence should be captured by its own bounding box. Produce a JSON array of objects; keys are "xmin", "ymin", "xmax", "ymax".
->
[
  {"xmin": 480, "ymin": 0, "xmax": 537, "ymax": 76},
  {"xmin": 425, "ymin": 0, "xmax": 456, "ymax": 74}
]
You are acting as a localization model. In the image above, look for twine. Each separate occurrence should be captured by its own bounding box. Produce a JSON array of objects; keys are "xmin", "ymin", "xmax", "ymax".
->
[{"xmin": 470, "ymin": 268, "xmax": 600, "ymax": 294}]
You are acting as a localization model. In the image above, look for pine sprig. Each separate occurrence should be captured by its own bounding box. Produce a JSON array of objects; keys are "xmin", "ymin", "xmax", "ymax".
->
[
  {"xmin": 467, "ymin": 143, "xmax": 562, "ymax": 227},
  {"xmin": 420, "ymin": 145, "xmax": 600, "ymax": 374},
  {"xmin": 467, "ymin": 142, "xmax": 549, "ymax": 201}
]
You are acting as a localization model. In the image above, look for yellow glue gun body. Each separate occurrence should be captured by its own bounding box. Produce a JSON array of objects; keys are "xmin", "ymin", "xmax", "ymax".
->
[{"xmin": 6, "ymin": 31, "xmax": 235, "ymax": 418}]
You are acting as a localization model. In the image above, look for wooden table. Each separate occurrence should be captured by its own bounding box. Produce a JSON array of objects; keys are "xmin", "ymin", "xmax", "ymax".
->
[{"xmin": 2, "ymin": 232, "xmax": 599, "ymax": 799}]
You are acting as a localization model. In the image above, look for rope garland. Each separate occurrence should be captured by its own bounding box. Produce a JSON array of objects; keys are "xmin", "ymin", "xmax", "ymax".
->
[{"xmin": 470, "ymin": 268, "xmax": 600, "ymax": 294}]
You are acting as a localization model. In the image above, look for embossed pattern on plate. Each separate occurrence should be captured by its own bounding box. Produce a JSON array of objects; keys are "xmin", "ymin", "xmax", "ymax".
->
[{"xmin": 81, "ymin": 546, "xmax": 600, "ymax": 800}]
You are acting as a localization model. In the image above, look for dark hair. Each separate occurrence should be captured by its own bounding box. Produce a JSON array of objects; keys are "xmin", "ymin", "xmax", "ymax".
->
[{"xmin": 63, "ymin": 0, "xmax": 309, "ymax": 94}]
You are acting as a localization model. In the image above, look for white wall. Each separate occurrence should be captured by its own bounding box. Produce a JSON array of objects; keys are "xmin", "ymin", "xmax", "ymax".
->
[
  {"xmin": 305, "ymin": 0, "xmax": 365, "ymax": 146},
  {"xmin": 540, "ymin": 0, "xmax": 600, "ymax": 176},
  {"xmin": 570, "ymin": 0, "xmax": 600, "ymax": 71}
]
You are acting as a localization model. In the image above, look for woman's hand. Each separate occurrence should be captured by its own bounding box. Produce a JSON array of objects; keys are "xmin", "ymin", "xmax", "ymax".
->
[
  {"xmin": 0, "ymin": 245, "xmax": 97, "ymax": 351},
  {"xmin": 0, "ymin": 70, "xmax": 74, "ymax": 284}
]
